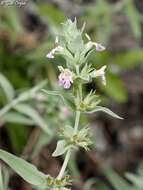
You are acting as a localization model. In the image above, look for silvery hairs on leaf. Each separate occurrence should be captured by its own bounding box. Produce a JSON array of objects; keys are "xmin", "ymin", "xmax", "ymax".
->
[{"xmin": 0, "ymin": 149, "xmax": 47, "ymax": 188}]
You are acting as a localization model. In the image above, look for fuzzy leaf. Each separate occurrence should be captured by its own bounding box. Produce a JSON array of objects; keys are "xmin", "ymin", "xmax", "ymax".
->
[
  {"xmin": 126, "ymin": 173, "xmax": 143, "ymax": 189},
  {"xmin": 15, "ymin": 104, "xmax": 52, "ymax": 135},
  {"xmin": 18, "ymin": 80, "xmax": 47, "ymax": 102},
  {"xmin": 0, "ymin": 149, "xmax": 47, "ymax": 188},
  {"xmin": 83, "ymin": 178, "xmax": 96, "ymax": 190},
  {"xmin": 105, "ymin": 169, "xmax": 131, "ymax": 190},
  {"xmin": 52, "ymin": 140, "xmax": 69, "ymax": 157},
  {"xmin": 2, "ymin": 112, "xmax": 34, "ymax": 125},
  {"xmin": 86, "ymin": 106, "xmax": 123, "ymax": 119}
]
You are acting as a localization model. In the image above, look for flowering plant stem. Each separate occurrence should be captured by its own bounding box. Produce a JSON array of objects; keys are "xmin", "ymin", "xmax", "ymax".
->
[
  {"xmin": 57, "ymin": 87, "xmax": 81, "ymax": 180},
  {"xmin": 0, "ymin": 19, "xmax": 122, "ymax": 190}
]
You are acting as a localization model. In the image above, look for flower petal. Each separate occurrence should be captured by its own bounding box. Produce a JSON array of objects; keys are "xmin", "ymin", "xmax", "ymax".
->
[
  {"xmin": 93, "ymin": 43, "xmax": 106, "ymax": 52},
  {"xmin": 46, "ymin": 52, "xmax": 54, "ymax": 59}
]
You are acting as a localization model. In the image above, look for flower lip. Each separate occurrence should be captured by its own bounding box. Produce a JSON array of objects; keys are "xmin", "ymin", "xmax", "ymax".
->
[
  {"xmin": 93, "ymin": 42, "xmax": 106, "ymax": 52},
  {"xmin": 85, "ymin": 33, "xmax": 106, "ymax": 52}
]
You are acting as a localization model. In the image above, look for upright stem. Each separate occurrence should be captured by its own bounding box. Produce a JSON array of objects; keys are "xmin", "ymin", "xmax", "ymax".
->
[
  {"xmin": 57, "ymin": 109, "xmax": 81, "ymax": 179},
  {"xmin": 74, "ymin": 110, "xmax": 80, "ymax": 133},
  {"xmin": 57, "ymin": 149, "xmax": 71, "ymax": 179},
  {"xmin": 57, "ymin": 81, "xmax": 82, "ymax": 180}
]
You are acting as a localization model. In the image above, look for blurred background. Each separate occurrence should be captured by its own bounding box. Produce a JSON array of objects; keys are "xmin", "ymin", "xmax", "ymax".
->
[{"xmin": 0, "ymin": 0, "xmax": 143, "ymax": 189}]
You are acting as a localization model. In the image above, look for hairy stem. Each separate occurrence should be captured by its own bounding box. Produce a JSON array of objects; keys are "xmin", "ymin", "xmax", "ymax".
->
[
  {"xmin": 57, "ymin": 149, "xmax": 71, "ymax": 179},
  {"xmin": 74, "ymin": 110, "xmax": 80, "ymax": 134},
  {"xmin": 57, "ymin": 82, "xmax": 82, "ymax": 180},
  {"xmin": 57, "ymin": 109, "xmax": 81, "ymax": 179}
]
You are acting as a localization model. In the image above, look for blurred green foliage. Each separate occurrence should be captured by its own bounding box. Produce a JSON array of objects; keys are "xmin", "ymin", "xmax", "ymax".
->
[{"xmin": 104, "ymin": 163, "xmax": 143, "ymax": 190}]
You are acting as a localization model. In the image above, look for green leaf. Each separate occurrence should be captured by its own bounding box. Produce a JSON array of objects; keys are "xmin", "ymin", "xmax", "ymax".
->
[
  {"xmin": 0, "ymin": 73, "xmax": 15, "ymax": 102},
  {"xmin": 18, "ymin": 80, "xmax": 47, "ymax": 102},
  {"xmin": 86, "ymin": 106, "xmax": 123, "ymax": 119},
  {"xmin": 124, "ymin": 0, "xmax": 141, "ymax": 38},
  {"xmin": 0, "ymin": 166, "xmax": 9, "ymax": 190},
  {"xmin": 114, "ymin": 49, "xmax": 143, "ymax": 69},
  {"xmin": 83, "ymin": 178, "xmax": 95, "ymax": 190},
  {"xmin": 0, "ymin": 149, "xmax": 47, "ymax": 188},
  {"xmin": 52, "ymin": 140, "xmax": 69, "ymax": 157},
  {"xmin": 2, "ymin": 112, "xmax": 34, "ymax": 125},
  {"xmin": 126, "ymin": 173, "xmax": 143, "ymax": 189},
  {"xmin": 15, "ymin": 104, "xmax": 52, "ymax": 135},
  {"xmin": 0, "ymin": 7, "xmax": 23, "ymax": 42},
  {"xmin": 0, "ymin": 81, "xmax": 48, "ymax": 118},
  {"xmin": 105, "ymin": 169, "xmax": 131, "ymax": 190}
]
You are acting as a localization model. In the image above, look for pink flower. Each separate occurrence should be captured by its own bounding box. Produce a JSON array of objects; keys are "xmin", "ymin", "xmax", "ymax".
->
[{"xmin": 58, "ymin": 68, "xmax": 73, "ymax": 89}]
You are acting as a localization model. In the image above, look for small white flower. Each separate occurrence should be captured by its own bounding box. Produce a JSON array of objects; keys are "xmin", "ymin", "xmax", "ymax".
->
[
  {"xmin": 46, "ymin": 37, "xmax": 63, "ymax": 59},
  {"xmin": 85, "ymin": 33, "xmax": 106, "ymax": 52},
  {"xmin": 93, "ymin": 65, "xmax": 107, "ymax": 85}
]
